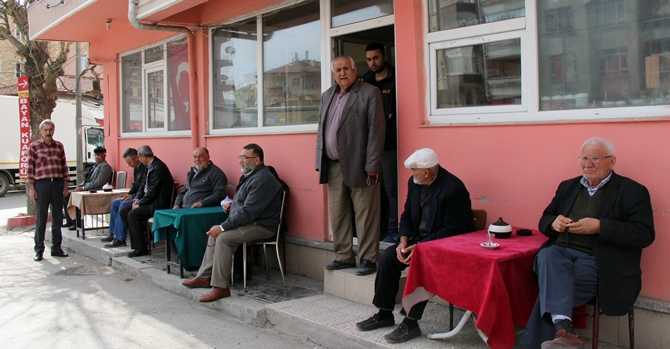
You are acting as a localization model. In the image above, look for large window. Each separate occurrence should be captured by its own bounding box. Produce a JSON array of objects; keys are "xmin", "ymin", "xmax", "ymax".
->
[
  {"xmin": 120, "ymin": 37, "xmax": 191, "ymax": 134},
  {"xmin": 427, "ymin": 0, "xmax": 670, "ymax": 123},
  {"xmin": 538, "ymin": 0, "xmax": 670, "ymax": 110},
  {"xmin": 211, "ymin": 1, "xmax": 321, "ymax": 131}
]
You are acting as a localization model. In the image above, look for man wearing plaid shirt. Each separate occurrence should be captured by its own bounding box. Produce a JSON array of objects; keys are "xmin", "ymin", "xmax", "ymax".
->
[{"xmin": 27, "ymin": 120, "xmax": 70, "ymax": 261}]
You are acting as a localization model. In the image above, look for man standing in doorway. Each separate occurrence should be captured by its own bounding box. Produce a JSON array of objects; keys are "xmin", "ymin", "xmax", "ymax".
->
[
  {"xmin": 363, "ymin": 42, "xmax": 398, "ymax": 242},
  {"xmin": 26, "ymin": 119, "xmax": 70, "ymax": 261},
  {"xmin": 316, "ymin": 55, "xmax": 386, "ymax": 276}
]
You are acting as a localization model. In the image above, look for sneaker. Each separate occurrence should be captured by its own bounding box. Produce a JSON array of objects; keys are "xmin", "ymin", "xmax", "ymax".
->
[
  {"xmin": 324, "ymin": 260, "xmax": 356, "ymax": 270},
  {"xmin": 104, "ymin": 239, "xmax": 127, "ymax": 248},
  {"xmin": 356, "ymin": 313, "xmax": 395, "ymax": 331}
]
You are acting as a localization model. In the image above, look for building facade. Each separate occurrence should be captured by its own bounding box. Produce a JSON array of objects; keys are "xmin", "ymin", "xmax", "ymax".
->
[{"xmin": 29, "ymin": 1, "xmax": 670, "ymax": 346}]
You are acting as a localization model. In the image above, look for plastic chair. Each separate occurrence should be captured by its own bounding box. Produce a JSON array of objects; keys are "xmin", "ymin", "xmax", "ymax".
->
[
  {"xmin": 573, "ymin": 297, "xmax": 635, "ymax": 349},
  {"xmin": 115, "ymin": 171, "xmax": 127, "ymax": 189},
  {"xmin": 233, "ymin": 190, "xmax": 287, "ymax": 291}
]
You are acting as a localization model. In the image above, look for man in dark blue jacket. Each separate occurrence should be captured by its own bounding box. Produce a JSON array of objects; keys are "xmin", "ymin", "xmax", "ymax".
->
[
  {"xmin": 173, "ymin": 147, "xmax": 227, "ymax": 209},
  {"xmin": 356, "ymin": 148, "xmax": 475, "ymax": 343}
]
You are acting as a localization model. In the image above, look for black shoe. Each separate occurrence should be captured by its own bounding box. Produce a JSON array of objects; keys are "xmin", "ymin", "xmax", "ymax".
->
[
  {"xmin": 355, "ymin": 259, "xmax": 377, "ymax": 276},
  {"xmin": 100, "ymin": 234, "xmax": 114, "ymax": 242},
  {"xmin": 324, "ymin": 260, "xmax": 356, "ymax": 270},
  {"xmin": 384, "ymin": 323, "xmax": 422, "ymax": 343},
  {"xmin": 68, "ymin": 225, "xmax": 77, "ymax": 231},
  {"xmin": 356, "ymin": 313, "xmax": 395, "ymax": 331},
  {"xmin": 51, "ymin": 250, "xmax": 69, "ymax": 258},
  {"xmin": 104, "ymin": 239, "xmax": 127, "ymax": 248},
  {"xmin": 128, "ymin": 249, "xmax": 148, "ymax": 258},
  {"xmin": 62, "ymin": 222, "xmax": 74, "ymax": 228},
  {"xmin": 34, "ymin": 253, "xmax": 43, "ymax": 261}
]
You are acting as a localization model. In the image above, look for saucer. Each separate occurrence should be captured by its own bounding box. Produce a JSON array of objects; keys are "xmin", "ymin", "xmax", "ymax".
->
[{"xmin": 480, "ymin": 242, "xmax": 500, "ymax": 250}]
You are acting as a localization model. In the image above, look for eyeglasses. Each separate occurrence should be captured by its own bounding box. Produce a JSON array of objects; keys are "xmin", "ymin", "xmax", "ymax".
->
[
  {"xmin": 578, "ymin": 155, "xmax": 613, "ymax": 164},
  {"xmin": 237, "ymin": 155, "xmax": 257, "ymax": 160}
]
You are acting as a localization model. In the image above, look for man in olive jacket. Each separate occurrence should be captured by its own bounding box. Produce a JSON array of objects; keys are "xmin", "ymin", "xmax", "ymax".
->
[{"xmin": 520, "ymin": 137, "xmax": 654, "ymax": 349}]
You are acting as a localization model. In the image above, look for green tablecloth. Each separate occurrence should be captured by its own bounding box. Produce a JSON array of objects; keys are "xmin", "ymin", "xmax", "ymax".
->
[{"xmin": 152, "ymin": 206, "xmax": 227, "ymax": 270}]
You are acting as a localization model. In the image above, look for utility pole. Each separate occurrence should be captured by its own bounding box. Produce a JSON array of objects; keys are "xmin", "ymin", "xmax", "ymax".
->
[{"xmin": 75, "ymin": 43, "xmax": 83, "ymax": 184}]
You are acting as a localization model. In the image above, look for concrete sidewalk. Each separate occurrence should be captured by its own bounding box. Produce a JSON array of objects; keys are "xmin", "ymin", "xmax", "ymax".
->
[{"xmin": 30, "ymin": 225, "xmax": 627, "ymax": 349}]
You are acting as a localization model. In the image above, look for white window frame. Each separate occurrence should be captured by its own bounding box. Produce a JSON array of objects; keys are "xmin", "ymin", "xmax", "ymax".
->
[
  {"xmin": 119, "ymin": 35, "xmax": 190, "ymax": 137},
  {"xmin": 425, "ymin": 0, "xmax": 670, "ymax": 125}
]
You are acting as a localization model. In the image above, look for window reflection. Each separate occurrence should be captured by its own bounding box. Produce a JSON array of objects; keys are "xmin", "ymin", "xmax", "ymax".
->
[
  {"xmin": 428, "ymin": 0, "xmax": 525, "ymax": 32},
  {"xmin": 436, "ymin": 39, "xmax": 521, "ymax": 108},
  {"xmin": 147, "ymin": 70, "xmax": 164, "ymax": 128},
  {"xmin": 212, "ymin": 24, "xmax": 258, "ymax": 129},
  {"xmin": 332, "ymin": 0, "xmax": 393, "ymax": 27},
  {"xmin": 538, "ymin": 0, "xmax": 670, "ymax": 110},
  {"xmin": 263, "ymin": 1, "xmax": 321, "ymax": 126},
  {"xmin": 121, "ymin": 52, "xmax": 142, "ymax": 133}
]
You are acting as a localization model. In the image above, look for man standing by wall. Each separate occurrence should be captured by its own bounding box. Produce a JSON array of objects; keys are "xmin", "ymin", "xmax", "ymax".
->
[
  {"xmin": 363, "ymin": 42, "xmax": 398, "ymax": 242},
  {"xmin": 26, "ymin": 120, "xmax": 70, "ymax": 261},
  {"xmin": 316, "ymin": 55, "xmax": 386, "ymax": 276}
]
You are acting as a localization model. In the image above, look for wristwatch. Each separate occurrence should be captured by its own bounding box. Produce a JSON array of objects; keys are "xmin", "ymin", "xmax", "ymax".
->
[{"xmin": 219, "ymin": 224, "xmax": 225, "ymax": 232}]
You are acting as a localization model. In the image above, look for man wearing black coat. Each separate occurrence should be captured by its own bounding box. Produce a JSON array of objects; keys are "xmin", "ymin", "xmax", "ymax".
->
[
  {"xmin": 120, "ymin": 145, "xmax": 174, "ymax": 257},
  {"xmin": 520, "ymin": 137, "xmax": 655, "ymax": 349},
  {"xmin": 355, "ymin": 148, "xmax": 474, "ymax": 343}
]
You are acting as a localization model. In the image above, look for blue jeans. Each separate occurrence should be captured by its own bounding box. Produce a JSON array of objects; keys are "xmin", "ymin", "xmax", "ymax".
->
[{"xmin": 109, "ymin": 198, "xmax": 133, "ymax": 241}]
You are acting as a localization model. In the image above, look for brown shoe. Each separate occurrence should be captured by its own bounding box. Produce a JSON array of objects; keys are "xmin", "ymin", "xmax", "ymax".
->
[
  {"xmin": 182, "ymin": 277, "xmax": 211, "ymax": 288},
  {"xmin": 541, "ymin": 329, "xmax": 586, "ymax": 349},
  {"xmin": 199, "ymin": 287, "xmax": 231, "ymax": 302}
]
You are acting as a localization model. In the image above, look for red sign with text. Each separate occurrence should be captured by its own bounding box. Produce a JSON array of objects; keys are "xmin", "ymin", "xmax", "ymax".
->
[{"xmin": 18, "ymin": 76, "xmax": 30, "ymax": 179}]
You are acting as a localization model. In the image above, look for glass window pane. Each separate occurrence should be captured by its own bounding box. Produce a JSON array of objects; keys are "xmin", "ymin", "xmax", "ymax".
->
[
  {"xmin": 436, "ymin": 39, "xmax": 521, "ymax": 108},
  {"xmin": 145, "ymin": 45, "xmax": 164, "ymax": 63},
  {"xmin": 428, "ymin": 0, "xmax": 525, "ymax": 33},
  {"xmin": 167, "ymin": 39, "xmax": 191, "ymax": 131},
  {"xmin": 332, "ymin": 0, "xmax": 393, "ymax": 27},
  {"xmin": 212, "ymin": 23, "xmax": 258, "ymax": 129},
  {"xmin": 538, "ymin": 0, "xmax": 670, "ymax": 110},
  {"xmin": 263, "ymin": 1, "xmax": 321, "ymax": 126},
  {"xmin": 147, "ymin": 70, "xmax": 165, "ymax": 128},
  {"xmin": 121, "ymin": 52, "xmax": 142, "ymax": 133}
]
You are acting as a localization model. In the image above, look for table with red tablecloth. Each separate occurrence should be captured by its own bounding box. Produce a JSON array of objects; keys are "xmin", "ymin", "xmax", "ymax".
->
[{"xmin": 402, "ymin": 228, "xmax": 547, "ymax": 349}]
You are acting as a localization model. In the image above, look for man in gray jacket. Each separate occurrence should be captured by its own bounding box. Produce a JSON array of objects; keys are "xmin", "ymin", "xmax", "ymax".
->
[
  {"xmin": 65, "ymin": 146, "xmax": 114, "ymax": 229},
  {"xmin": 182, "ymin": 144, "xmax": 283, "ymax": 302},
  {"xmin": 173, "ymin": 147, "xmax": 227, "ymax": 209}
]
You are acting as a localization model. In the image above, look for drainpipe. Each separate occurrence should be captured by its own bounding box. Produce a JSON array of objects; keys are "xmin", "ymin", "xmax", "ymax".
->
[{"xmin": 128, "ymin": 0, "xmax": 199, "ymax": 150}]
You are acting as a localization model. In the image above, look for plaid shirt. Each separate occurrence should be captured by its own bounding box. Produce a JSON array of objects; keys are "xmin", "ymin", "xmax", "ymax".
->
[{"xmin": 26, "ymin": 139, "xmax": 69, "ymax": 183}]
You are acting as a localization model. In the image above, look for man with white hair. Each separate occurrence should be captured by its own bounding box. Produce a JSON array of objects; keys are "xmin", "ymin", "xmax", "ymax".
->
[
  {"xmin": 356, "ymin": 148, "xmax": 475, "ymax": 343},
  {"xmin": 173, "ymin": 147, "xmax": 227, "ymax": 209},
  {"xmin": 520, "ymin": 137, "xmax": 655, "ymax": 349},
  {"xmin": 316, "ymin": 55, "xmax": 386, "ymax": 276}
]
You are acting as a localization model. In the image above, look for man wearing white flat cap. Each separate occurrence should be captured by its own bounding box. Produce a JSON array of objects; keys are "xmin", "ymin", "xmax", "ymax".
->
[{"xmin": 355, "ymin": 148, "xmax": 475, "ymax": 343}]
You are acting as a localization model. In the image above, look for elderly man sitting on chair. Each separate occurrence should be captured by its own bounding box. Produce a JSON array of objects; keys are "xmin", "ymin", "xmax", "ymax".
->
[
  {"xmin": 355, "ymin": 148, "xmax": 475, "ymax": 343},
  {"xmin": 520, "ymin": 137, "xmax": 655, "ymax": 349},
  {"xmin": 172, "ymin": 147, "xmax": 227, "ymax": 209},
  {"xmin": 181, "ymin": 143, "xmax": 283, "ymax": 302}
]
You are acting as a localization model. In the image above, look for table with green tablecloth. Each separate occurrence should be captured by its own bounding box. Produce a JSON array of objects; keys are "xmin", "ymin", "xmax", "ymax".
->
[{"xmin": 152, "ymin": 206, "xmax": 227, "ymax": 271}]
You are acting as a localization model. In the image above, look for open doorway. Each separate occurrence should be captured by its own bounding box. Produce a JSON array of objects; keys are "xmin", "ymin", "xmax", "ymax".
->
[{"xmin": 333, "ymin": 25, "xmax": 398, "ymax": 242}]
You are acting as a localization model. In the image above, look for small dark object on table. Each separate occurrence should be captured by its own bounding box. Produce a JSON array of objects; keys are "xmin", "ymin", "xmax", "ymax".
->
[{"xmin": 516, "ymin": 229, "xmax": 532, "ymax": 236}]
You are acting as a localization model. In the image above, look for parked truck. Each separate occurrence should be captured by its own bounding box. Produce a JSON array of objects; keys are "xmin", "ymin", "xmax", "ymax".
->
[{"xmin": 0, "ymin": 95, "xmax": 104, "ymax": 197}]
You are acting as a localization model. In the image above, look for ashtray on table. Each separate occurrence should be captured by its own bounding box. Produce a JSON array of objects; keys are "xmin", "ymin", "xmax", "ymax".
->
[{"xmin": 480, "ymin": 242, "xmax": 500, "ymax": 250}]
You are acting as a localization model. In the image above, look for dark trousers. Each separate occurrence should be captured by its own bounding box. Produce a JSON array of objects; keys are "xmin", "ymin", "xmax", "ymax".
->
[
  {"xmin": 519, "ymin": 245, "xmax": 598, "ymax": 349},
  {"xmin": 119, "ymin": 203, "xmax": 152, "ymax": 250},
  {"xmin": 382, "ymin": 149, "xmax": 398, "ymax": 232},
  {"xmin": 373, "ymin": 243, "xmax": 427, "ymax": 320},
  {"xmin": 34, "ymin": 179, "xmax": 65, "ymax": 254}
]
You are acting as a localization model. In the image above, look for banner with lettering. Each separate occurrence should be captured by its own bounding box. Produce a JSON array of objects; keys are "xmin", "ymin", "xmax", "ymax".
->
[{"xmin": 18, "ymin": 76, "xmax": 30, "ymax": 179}]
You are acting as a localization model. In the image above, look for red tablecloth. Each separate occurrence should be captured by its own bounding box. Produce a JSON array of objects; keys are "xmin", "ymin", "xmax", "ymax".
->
[{"xmin": 402, "ymin": 228, "xmax": 547, "ymax": 349}]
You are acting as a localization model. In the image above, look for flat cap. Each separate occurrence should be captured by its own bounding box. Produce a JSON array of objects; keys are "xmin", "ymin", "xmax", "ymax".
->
[
  {"xmin": 93, "ymin": 147, "xmax": 107, "ymax": 154},
  {"xmin": 404, "ymin": 148, "xmax": 438, "ymax": 169}
]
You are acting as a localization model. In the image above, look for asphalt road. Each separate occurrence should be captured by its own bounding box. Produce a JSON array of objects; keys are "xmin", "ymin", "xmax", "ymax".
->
[{"xmin": 0, "ymin": 233, "xmax": 326, "ymax": 349}]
